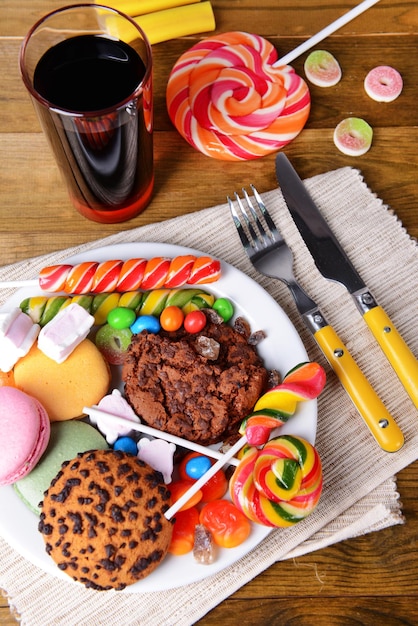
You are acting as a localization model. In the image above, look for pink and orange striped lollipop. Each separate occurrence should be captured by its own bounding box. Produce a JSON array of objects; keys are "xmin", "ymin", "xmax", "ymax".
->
[{"xmin": 166, "ymin": 31, "xmax": 310, "ymax": 161}]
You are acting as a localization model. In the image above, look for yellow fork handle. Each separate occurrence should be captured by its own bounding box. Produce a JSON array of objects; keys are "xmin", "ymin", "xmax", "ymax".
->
[
  {"xmin": 314, "ymin": 324, "xmax": 404, "ymax": 452},
  {"xmin": 363, "ymin": 305, "xmax": 418, "ymax": 410}
]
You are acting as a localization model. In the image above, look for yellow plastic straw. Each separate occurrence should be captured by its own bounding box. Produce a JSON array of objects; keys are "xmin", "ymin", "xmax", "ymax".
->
[{"xmin": 95, "ymin": 0, "xmax": 200, "ymax": 17}]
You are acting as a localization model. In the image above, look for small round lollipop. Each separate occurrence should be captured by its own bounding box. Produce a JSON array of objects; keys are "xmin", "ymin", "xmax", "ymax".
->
[{"xmin": 166, "ymin": 31, "xmax": 311, "ymax": 161}]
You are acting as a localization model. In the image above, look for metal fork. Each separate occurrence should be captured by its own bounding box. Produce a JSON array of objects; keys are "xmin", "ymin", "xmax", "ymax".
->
[{"xmin": 228, "ymin": 186, "xmax": 404, "ymax": 452}]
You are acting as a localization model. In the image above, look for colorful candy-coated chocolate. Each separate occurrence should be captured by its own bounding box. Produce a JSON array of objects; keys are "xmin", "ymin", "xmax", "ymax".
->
[
  {"xmin": 185, "ymin": 454, "xmax": 212, "ymax": 479},
  {"xmin": 20, "ymin": 288, "xmax": 213, "ymax": 327},
  {"xmin": 160, "ymin": 305, "xmax": 185, "ymax": 331},
  {"xmin": 212, "ymin": 298, "xmax": 234, "ymax": 322},
  {"xmin": 241, "ymin": 362, "xmax": 326, "ymax": 445},
  {"xmin": 169, "ymin": 479, "xmax": 203, "ymax": 511},
  {"xmin": 107, "ymin": 307, "xmax": 137, "ymax": 330},
  {"xmin": 229, "ymin": 435, "xmax": 323, "ymax": 527},
  {"xmin": 166, "ymin": 31, "xmax": 310, "ymax": 161},
  {"xmin": 38, "ymin": 256, "xmax": 221, "ymax": 294},
  {"xmin": 178, "ymin": 452, "xmax": 228, "ymax": 502},
  {"xmin": 184, "ymin": 310, "xmax": 206, "ymax": 333},
  {"xmin": 130, "ymin": 315, "xmax": 161, "ymax": 334},
  {"xmin": 113, "ymin": 436, "xmax": 138, "ymax": 456},
  {"xmin": 200, "ymin": 469, "xmax": 228, "ymax": 502}
]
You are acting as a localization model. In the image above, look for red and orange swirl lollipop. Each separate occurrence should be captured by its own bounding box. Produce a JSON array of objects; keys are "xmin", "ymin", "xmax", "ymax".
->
[{"xmin": 166, "ymin": 31, "xmax": 310, "ymax": 161}]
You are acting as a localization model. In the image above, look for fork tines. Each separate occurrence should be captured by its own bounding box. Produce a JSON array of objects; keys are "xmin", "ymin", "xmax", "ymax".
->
[{"xmin": 227, "ymin": 185, "xmax": 277, "ymax": 252}]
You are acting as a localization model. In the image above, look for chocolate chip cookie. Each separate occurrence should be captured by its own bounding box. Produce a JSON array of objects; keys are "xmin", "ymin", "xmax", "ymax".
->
[
  {"xmin": 122, "ymin": 319, "xmax": 268, "ymax": 445},
  {"xmin": 38, "ymin": 449, "xmax": 173, "ymax": 590}
]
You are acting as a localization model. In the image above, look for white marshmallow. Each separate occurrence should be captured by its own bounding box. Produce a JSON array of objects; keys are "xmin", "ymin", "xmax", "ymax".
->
[
  {"xmin": 37, "ymin": 302, "xmax": 94, "ymax": 363},
  {"xmin": 0, "ymin": 308, "xmax": 40, "ymax": 372}
]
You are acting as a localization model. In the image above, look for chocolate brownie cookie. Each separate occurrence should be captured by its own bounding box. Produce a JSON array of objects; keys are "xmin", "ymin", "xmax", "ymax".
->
[
  {"xmin": 122, "ymin": 319, "xmax": 268, "ymax": 445},
  {"xmin": 38, "ymin": 449, "xmax": 173, "ymax": 590}
]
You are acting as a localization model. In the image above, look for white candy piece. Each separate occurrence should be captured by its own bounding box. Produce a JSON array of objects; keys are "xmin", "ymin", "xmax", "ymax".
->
[
  {"xmin": 137, "ymin": 437, "xmax": 176, "ymax": 484},
  {"xmin": 0, "ymin": 308, "xmax": 40, "ymax": 372},
  {"xmin": 304, "ymin": 50, "xmax": 342, "ymax": 87},
  {"xmin": 364, "ymin": 65, "xmax": 403, "ymax": 102},
  {"xmin": 37, "ymin": 302, "xmax": 94, "ymax": 363},
  {"xmin": 94, "ymin": 389, "xmax": 140, "ymax": 444},
  {"xmin": 333, "ymin": 117, "xmax": 373, "ymax": 156}
]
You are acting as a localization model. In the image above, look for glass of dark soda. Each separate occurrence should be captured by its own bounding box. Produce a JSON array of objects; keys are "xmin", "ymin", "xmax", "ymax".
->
[{"xmin": 20, "ymin": 4, "xmax": 153, "ymax": 224}]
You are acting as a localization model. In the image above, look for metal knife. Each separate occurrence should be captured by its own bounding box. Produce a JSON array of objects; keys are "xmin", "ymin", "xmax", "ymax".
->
[{"xmin": 276, "ymin": 151, "xmax": 418, "ymax": 411}]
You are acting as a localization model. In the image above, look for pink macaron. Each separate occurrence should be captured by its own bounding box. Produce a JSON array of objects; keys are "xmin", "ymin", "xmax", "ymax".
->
[{"xmin": 0, "ymin": 386, "xmax": 50, "ymax": 485}]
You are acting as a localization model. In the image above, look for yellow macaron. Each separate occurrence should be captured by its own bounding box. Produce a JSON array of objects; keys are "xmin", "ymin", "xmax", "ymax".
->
[{"xmin": 14, "ymin": 338, "xmax": 111, "ymax": 421}]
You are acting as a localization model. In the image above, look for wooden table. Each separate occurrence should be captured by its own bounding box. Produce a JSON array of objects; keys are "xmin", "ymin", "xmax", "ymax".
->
[{"xmin": 1, "ymin": 0, "xmax": 417, "ymax": 623}]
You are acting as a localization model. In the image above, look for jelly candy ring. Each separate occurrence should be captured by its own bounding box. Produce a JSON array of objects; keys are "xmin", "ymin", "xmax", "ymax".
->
[
  {"xmin": 229, "ymin": 434, "xmax": 323, "ymax": 528},
  {"xmin": 166, "ymin": 31, "xmax": 311, "ymax": 161}
]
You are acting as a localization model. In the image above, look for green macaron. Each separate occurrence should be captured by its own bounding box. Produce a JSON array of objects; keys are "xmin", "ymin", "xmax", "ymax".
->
[{"xmin": 14, "ymin": 420, "xmax": 108, "ymax": 514}]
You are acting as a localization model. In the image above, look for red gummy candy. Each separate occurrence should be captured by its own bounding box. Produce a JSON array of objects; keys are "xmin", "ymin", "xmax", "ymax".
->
[
  {"xmin": 169, "ymin": 507, "xmax": 200, "ymax": 555},
  {"xmin": 169, "ymin": 479, "xmax": 202, "ymax": 511}
]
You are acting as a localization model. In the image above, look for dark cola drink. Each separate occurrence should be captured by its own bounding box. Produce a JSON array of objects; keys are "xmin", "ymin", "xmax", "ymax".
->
[{"xmin": 32, "ymin": 34, "xmax": 153, "ymax": 223}]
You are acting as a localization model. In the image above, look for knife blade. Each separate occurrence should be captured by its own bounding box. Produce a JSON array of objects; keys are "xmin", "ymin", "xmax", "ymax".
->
[{"xmin": 276, "ymin": 152, "xmax": 418, "ymax": 410}]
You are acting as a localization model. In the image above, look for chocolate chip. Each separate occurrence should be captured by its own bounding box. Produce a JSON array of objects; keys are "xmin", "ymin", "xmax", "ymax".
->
[{"xmin": 110, "ymin": 505, "xmax": 125, "ymax": 523}]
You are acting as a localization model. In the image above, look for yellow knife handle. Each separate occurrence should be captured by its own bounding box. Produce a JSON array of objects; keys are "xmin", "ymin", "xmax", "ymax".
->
[
  {"xmin": 314, "ymin": 324, "xmax": 404, "ymax": 452},
  {"xmin": 363, "ymin": 305, "xmax": 418, "ymax": 410}
]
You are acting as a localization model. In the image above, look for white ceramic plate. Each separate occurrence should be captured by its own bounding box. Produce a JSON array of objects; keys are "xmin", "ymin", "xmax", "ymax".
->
[{"xmin": 0, "ymin": 242, "xmax": 316, "ymax": 592}]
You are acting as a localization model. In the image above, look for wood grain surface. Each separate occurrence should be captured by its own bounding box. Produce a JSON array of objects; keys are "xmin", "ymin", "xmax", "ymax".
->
[{"xmin": 1, "ymin": 1, "xmax": 418, "ymax": 624}]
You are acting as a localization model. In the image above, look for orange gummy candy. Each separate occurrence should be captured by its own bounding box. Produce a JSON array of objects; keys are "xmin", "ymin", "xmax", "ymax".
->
[{"xmin": 199, "ymin": 500, "xmax": 251, "ymax": 548}]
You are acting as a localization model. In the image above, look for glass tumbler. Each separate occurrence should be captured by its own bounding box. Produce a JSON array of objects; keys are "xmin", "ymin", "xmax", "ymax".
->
[{"xmin": 20, "ymin": 4, "xmax": 154, "ymax": 224}]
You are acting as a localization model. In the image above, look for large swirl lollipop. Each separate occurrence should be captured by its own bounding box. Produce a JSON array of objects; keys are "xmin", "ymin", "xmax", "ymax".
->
[
  {"xmin": 166, "ymin": 31, "xmax": 311, "ymax": 161},
  {"xmin": 229, "ymin": 434, "xmax": 323, "ymax": 527},
  {"xmin": 166, "ymin": 1, "xmax": 381, "ymax": 161}
]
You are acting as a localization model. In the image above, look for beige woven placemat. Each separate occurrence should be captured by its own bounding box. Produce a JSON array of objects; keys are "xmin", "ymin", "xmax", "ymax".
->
[{"xmin": 0, "ymin": 166, "xmax": 417, "ymax": 625}]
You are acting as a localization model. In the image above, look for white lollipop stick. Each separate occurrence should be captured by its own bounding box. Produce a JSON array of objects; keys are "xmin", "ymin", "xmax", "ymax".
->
[
  {"xmin": 164, "ymin": 435, "xmax": 248, "ymax": 520},
  {"xmin": 0, "ymin": 279, "xmax": 38, "ymax": 289},
  {"xmin": 274, "ymin": 0, "xmax": 381, "ymax": 67},
  {"xmin": 84, "ymin": 405, "xmax": 240, "ymax": 467}
]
